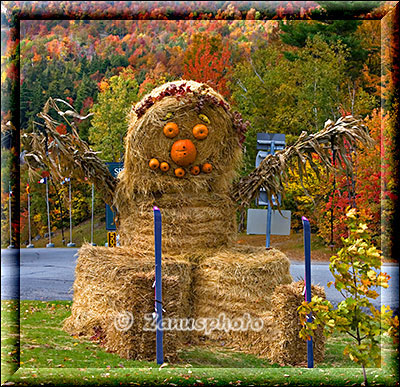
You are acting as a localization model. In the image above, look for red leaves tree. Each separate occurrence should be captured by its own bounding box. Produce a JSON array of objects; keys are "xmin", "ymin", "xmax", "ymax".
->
[
  {"xmin": 316, "ymin": 109, "xmax": 395, "ymax": 251},
  {"xmin": 183, "ymin": 33, "xmax": 232, "ymax": 98}
]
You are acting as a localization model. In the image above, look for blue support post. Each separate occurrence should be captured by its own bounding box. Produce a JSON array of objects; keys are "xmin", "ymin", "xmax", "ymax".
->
[
  {"xmin": 153, "ymin": 206, "xmax": 164, "ymax": 365},
  {"xmin": 265, "ymin": 203, "xmax": 272, "ymax": 248},
  {"xmin": 302, "ymin": 216, "xmax": 314, "ymax": 368},
  {"xmin": 265, "ymin": 142, "xmax": 275, "ymax": 248}
]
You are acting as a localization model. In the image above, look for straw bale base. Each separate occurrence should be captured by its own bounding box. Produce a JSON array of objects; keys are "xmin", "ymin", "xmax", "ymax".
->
[
  {"xmin": 191, "ymin": 245, "xmax": 292, "ymax": 355},
  {"xmin": 63, "ymin": 245, "xmax": 326, "ymax": 365},
  {"xmin": 63, "ymin": 244, "xmax": 192, "ymax": 361},
  {"xmin": 266, "ymin": 280, "xmax": 327, "ymax": 365}
]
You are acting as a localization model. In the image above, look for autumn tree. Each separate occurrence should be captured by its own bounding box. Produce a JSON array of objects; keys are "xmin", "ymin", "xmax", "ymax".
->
[
  {"xmin": 89, "ymin": 67, "xmax": 139, "ymax": 162},
  {"xmin": 298, "ymin": 208, "xmax": 398, "ymax": 386},
  {"xmin": 315, "ymin": 109, "xmax": 396, "ymax": 252},
  {"xmin": 231, "ymin": 36, "xmax": 351, "ymax": 174},
  {"xmin": 183, "ymin": 33, "xmax": 232, "ymax": 98}
]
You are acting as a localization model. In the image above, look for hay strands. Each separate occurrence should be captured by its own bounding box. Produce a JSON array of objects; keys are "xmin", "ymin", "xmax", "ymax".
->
[
  {"xmin": 22, "ymin": 97, "xmax": 116, "ymax": 206},
  {"xmin": 231, "ymin": 115, "xmax": 373, "ymax": 208}
]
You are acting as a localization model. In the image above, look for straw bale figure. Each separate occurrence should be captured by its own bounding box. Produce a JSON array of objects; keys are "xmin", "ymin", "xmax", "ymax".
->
[{"xmin": 25, "ymin": 79, "xmax": 371, "ymax": 363}]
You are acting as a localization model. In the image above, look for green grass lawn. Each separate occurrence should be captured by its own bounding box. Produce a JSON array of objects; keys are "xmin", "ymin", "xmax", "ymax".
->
[{"xmin": 2, "ymin": 300, "xmax": 398, "ymax": 386}]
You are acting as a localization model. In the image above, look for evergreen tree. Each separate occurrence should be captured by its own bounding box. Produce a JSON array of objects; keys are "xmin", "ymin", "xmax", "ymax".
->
[
  {"xmin": 75, "ymin": 74, "xmax": 97, "ymax": 113},
  {"xmin": 279, "ymin": 20, "xmax": 367, "ymax": 79}
]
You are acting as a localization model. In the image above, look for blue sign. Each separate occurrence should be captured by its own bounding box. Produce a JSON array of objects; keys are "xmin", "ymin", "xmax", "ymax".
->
[
  {"xmin": 252, "ymin": 133, "xmax": 287, "ymax": 248},
  {"xmin": 255, "ymin": 134, "xmax": 285, "ymax": 207},
  {"xmin": 105, "ymin": 162, "xmax": 123, "ymax": 231}
]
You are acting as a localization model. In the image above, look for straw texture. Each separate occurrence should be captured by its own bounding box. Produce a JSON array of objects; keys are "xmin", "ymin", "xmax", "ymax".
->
[{"xmin": 266, "ymin": 280, "xmax": 326, "ymax": 365}]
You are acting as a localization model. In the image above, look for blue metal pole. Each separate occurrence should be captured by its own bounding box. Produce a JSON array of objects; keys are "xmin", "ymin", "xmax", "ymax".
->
[
  {"xmin": 153, "ymin": 206, "xmax": 163, "ymax": 365},
  {"xmin": 266, "ymin": 203, "xmax": 272, "ymax": 248},
  {"xmin": 302, "ymin": 216, "xmax": 314, "ymax": 368},
  {"xmin": 266, "ymin": 142, "xmax": 276, "ymax": 248}
]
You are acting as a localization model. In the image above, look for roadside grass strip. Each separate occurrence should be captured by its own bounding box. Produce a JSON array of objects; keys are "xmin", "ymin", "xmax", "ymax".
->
[{"xmin": 2, "ymin": 300, "xmax": 398, "ymax": 386}]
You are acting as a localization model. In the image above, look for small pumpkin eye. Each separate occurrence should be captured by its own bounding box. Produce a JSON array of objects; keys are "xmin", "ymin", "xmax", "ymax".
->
[
  {"xmin": 193, "ymin": 124, "xmax": 209, "ymax": 140},
  {"xmin": 163, "ymin": 122, "xmax": 179, "ymax": 138}
]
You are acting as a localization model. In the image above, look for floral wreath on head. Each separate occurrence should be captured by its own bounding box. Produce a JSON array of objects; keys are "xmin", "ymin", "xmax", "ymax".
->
[{"xmin": 133, "ymin": 81, "xmax": 249, "ymax": 146}]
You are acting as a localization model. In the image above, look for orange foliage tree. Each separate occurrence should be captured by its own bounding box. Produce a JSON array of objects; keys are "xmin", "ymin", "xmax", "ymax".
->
[
  {"xmin": 183, "ymin": 33, "xmax": 232, "ymax": 98},
  {"xmin": 315, "ymin": 109, "xmax": 395, "ymax": 252}
]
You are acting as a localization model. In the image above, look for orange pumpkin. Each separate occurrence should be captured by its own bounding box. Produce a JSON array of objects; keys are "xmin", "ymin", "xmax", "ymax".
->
[
  {"xmin": 163, "ymin": 122, "xmax": 179, "ymax": 138},
  {"xmin": 190, "ymin": 165, "xmax": 201, "ymax": 175},
  {"xmin": 149, "ymin": 158, "xmax": 160, "ymax": 170},
  {"xmin": 170, "ymin": 139, "xmax": 197, "ymax": 167},
  {"xmin": 202, "ymin": 163, "xmax": 213, "ymax": 173},
  {"xmin": 174, "ymin": 167, "xmax": 185, "ymax": 178},
  {"xmin": 160, "ymin": 162, "xmax": 170, "ymax": 172},
  {"xmin": 192, "ymin": 124, "xmax": 209, "ymax": 140}
]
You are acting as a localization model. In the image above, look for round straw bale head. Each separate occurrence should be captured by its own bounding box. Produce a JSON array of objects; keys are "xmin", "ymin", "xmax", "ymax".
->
[{"xmin": 116, "ymin": 80, "xmax": 242, "ymax": 203}]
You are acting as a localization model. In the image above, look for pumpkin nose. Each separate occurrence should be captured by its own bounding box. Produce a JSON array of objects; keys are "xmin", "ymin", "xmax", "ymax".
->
[{"xmin": 170, "ymin": 139, "xmax": 197, "ymax": 167}]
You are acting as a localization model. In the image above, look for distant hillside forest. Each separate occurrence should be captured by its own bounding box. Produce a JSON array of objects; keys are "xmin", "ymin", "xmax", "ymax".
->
[{"xmin": 1, "ymin": 1, "xmax": 397, "ymax": 254}]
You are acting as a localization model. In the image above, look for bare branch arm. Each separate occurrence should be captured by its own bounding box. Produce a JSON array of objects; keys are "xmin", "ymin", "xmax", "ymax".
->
[
  {"xmin": 231, "ymin": 116, "xmax": 373, "ymax": 208},
  {"xmin": 22, "ymin": 97, "xmax": 117, "ymax": 207}
]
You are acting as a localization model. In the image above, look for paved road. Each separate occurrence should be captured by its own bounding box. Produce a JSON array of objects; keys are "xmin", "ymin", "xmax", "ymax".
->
[
  {"xmin": 1, "ymin": 248, "xmax": 399, "ymax": 314},
  {"xmin": 1, "ymin": 248, "xmax": 78, "ymax": 301}
]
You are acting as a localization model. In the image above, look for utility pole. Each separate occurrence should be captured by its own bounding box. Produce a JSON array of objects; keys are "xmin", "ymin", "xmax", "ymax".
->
[
  {"xmin": 90, "ymin": 183, "xmax": 96, "ymax": 246},
  {"xmin": 7, "ymin": 183, "xmax": 14, "ymax": 249},
  {"xmin": 67, "ymin": 178, "xmax": 75, "ymax": 247},
  {"xmin": 26, "ymin": 182, "xmax": 34, "ymax": 248},
  {"xmin": 46, "ymin": 177, "xmax": 54, "ymax": 248}
]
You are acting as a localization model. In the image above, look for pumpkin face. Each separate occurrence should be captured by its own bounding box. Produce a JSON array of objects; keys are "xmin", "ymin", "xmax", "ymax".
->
[
  {"xmin": 124, "ymin": 80, "xmax": 243, "ymax": 186},
  {"xmin": 170, "ymin": 139, "xmax": 197, "ymax": 167}
]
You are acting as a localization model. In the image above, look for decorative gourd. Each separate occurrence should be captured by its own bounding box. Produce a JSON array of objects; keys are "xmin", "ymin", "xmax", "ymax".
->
[
  {"xmin": 202, "ymin": 163, "xmax": 212, "ymax": 173},
  {"xmin": 190, "ymin": 166, "xmax": 201, "ymax": 175},
  {"xmin": 170, "ymin": 139, "xmax": 197, "ymax": 167},
  {"xmin": 149, "ymin": 158, "xmax": 160, "ymax": 170},
  {"xmin": 160, "ymin": 162, "xmax": 170, "ymax": 172},
  {"xmin": 163, "ymin": 122, "xmax": 179, "ymax": 138},
  {"xmin": 192, "ymin": 124, "xmax": 209, "ymax": 140},
  {"xmin": 174, "ymin": 167, "xmax": 185, "ymax": 178}
]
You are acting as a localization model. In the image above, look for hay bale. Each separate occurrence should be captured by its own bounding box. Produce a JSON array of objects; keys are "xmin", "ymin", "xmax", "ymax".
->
[
  {"xmin": 267, "ymin": 280, "xmax": 326, "ymax": 365},
  {"xmin": 117, "ymin": 192, "xmax": 238, "ymax": 255},
  {"xmin": 63, "ymin": 244, "xmax": 192, "ymax": 361},
  {"xmin": 191, "ymin": 245, "xmax": 293, "ymax": 354}
]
